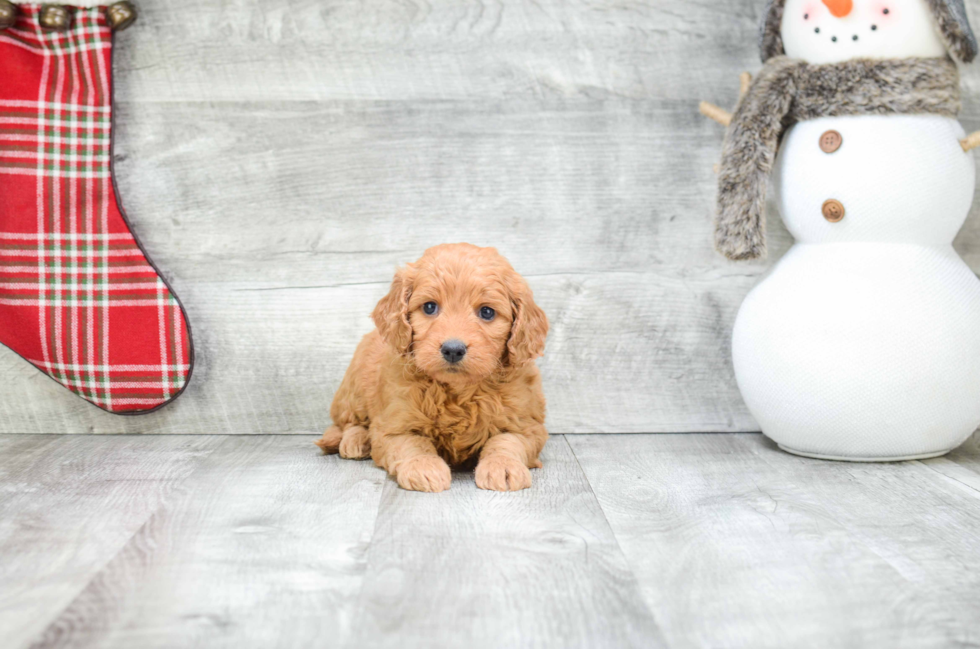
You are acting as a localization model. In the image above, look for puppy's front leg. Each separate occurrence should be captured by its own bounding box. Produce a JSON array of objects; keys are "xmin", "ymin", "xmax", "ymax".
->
[
  {"xmin": 373, "ymin": 432, "xmax": 452, "ymax": 493},
  {"xmin": 475, "ymin": 427, "xmax": 547, "ymax": 492},
  {"xmin": 315, "ymin": 424, "xmax": 371, "ymax": 459}
]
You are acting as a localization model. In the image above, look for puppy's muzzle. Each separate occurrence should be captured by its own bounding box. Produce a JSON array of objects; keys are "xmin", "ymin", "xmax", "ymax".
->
[{"xmin": 440, "ymin": 339, "xmax": 467, "ymax": 364}]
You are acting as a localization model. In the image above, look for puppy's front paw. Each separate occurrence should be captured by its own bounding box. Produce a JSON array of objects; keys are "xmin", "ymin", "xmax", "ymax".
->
[
  {"xmin": 396, "ymin": 455, "xmax": 452, "ymax": 492},
  {"xmin": 476, "ymin": 454, "xmax": 532, "ymax": 491},
  {"xmin": 315, "ymin": 426, "xmax": 343, "ymax": 454},
  {"xmin": 339, "ymin": 426, "xmax": 371, "ymax": 459}
]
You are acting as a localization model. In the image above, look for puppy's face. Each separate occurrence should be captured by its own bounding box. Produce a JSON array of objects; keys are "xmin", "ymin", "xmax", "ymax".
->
[
  {"xmin": 373, "ymin": 244, "xmax": 548, "ymax": 385},
  {"xmin": 407, "ymin": 260, "xmax": 514, "ymax": 384}
]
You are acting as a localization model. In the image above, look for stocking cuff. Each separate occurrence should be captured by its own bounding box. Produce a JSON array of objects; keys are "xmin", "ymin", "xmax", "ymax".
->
[
  {"xmin": 1, "ymin": 2, "xmax": 138, "ymax": 31},
  {"xmin": 8, "ymin": 2, "xmax": 113, "ymax": 6}
]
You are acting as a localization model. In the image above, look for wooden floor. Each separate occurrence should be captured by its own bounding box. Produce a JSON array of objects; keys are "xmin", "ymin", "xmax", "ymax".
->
[{"xmin": 3, "ymin": 433, "xmax": 980, "ymax": 648}]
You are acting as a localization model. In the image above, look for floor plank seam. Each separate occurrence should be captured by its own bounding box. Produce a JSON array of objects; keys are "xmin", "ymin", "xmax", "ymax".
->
[
  {"xmin": 27, "ymin": 516, "xmax": 151, "ymax": 644},
  {"xmin": 560, "ymin": 435, "xmax": 664, "ymax": 630},
  {"xmin": 913, "ymin": 459, "xmax": 980, "ymax": 497},
  {"xmin": 23, "ymin": 437, "xmax": 231, "ymax": 647},
  {"xmin": 336, "ymin": 458, "xmax": 389, "ymax": 647}
]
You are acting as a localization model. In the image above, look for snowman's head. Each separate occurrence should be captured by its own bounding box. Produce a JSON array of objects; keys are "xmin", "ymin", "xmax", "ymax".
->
[{"xmin": 760, "ymin": 0, "xmax": 978, "ymax": 63}]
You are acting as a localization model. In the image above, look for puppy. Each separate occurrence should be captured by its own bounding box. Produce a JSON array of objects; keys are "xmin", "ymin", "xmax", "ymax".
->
[{"xmin": 315, "ymin": 243, "xmax": 549, "ymax": 492}]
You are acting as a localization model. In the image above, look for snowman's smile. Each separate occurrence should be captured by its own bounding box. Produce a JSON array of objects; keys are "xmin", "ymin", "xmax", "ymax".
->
[
  {"xmin": 781, "ymin": 0, "xmax": 948, "ymax": 63},
  {"xmin": 804, "ymin": 2, "xmax": 890, "ymax": 46}
]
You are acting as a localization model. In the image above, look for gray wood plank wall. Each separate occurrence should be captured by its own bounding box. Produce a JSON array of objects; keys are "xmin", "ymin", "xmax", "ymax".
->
[{"xmin": 3, "ymin": 0, "xmax": 980, "ymax": 434}]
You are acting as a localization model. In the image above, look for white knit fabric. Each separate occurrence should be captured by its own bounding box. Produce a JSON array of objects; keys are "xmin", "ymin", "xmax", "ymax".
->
[
  {"xmin": 734, "ymin": 114, "xmax": 980, "ymax": 459},
  {"xmin": 773, "ymin": 115, "xmax": 975, "ymax": 246}
]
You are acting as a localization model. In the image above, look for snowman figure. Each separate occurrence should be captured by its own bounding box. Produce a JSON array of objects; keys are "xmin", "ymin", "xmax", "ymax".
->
[{"xmin": 702, "ymin": 0, "xmax": 980, "ymax": 460}]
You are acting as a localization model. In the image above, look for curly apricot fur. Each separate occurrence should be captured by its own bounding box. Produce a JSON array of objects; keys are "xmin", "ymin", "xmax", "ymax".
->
[{"xmin": 315, "ymin": 244, "xmax": 549, "ymax": 492}]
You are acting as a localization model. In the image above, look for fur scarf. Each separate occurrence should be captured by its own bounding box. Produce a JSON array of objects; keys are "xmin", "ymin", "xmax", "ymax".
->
[{"xmin": 715, "ymin": 56, "xmax": 961, "ymax": 261}]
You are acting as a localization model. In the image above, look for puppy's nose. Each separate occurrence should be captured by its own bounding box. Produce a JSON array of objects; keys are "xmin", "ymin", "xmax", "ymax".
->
[{"xmin": 440, "ymin": 340, "xmax": 467, "ymax": 364}]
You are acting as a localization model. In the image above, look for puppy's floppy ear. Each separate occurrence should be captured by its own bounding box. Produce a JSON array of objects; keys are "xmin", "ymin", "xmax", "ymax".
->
[
  {"xmin": 372, "ymin": 264, "xmax": 416, "ymax": 354},
  {"xmin": 506, "ymin": 272, "xmax": 549, "ymax": 368}
]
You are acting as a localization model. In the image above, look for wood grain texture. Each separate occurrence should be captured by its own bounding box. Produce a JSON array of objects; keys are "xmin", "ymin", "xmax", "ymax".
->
[
  {"xmin": 567, "ymin": 432, "xmax": 980, "ymax": 649},
  {"xmin": 26, "ymin": 436, "xmax": 386, "ymax": 649},
  {"xmin": 0, "ymin": 435, "xmax": 223, "ymax": 649},
  {"xmin": 347, "ymin": 435, "xmax": 664, "ymax": 648},
  {"xmin": 3, "ymin": 0, "xmax": 980, "ymax": 433},
  {"xmin": 5, "ymin": 434, "xmax": 662, "ymax": 648},
  {"xmin": 7, "ymin": 433, "xmax": 980, "ymax": 648},
  {"xmin": 919, "ymin": 430, "xmax": 980, "ymax": 493}
]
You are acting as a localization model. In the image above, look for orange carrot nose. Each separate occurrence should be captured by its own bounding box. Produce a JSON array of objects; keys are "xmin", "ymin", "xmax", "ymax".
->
[{"xmin": 822, "ymin": 0, "xmax": 853, "ymax": 17}]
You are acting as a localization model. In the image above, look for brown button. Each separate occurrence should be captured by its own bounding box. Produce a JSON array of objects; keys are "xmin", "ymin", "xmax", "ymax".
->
[
  {"xmin": 39, "ymin": 5, "xmax": 71, "ymax": 31},
  {"xmin": 822, "ymin": 199, "xmax": 845, "ymax": 222},
  {"xmin": 0, "ymin": 0, "xmax": 17, "ymax": 30},
  {"xmin": 819, "ymin": 130, "xmax": 843, "ymax": 153},
  {"xmin": 106, "ymin": 1, "xmax": 137, "ymax": 31}
]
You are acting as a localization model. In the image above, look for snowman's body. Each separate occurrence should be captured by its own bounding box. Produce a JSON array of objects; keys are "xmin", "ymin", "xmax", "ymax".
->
[
  {"xmin": 730, "ymin": 0, "xmax": 980, "ymax": 459},
  {"xmin": 734, "ymin": 114, "xmax": 980, "ymax": 458}
]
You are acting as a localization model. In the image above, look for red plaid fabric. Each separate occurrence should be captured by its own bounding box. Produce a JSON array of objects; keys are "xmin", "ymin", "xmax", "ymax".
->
[{"xmin": 0, "ymin": 5, "xmax": 193, "ymax": 413}]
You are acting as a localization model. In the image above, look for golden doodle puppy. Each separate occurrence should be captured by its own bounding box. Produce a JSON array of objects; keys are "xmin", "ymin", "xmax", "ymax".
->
[{"xmin": 316, "ymin": 243, "xmax": 549, "ymax": 492}]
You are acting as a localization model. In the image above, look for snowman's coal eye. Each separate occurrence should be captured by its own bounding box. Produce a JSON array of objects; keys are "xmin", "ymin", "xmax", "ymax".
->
[
  {"xmin": 815, "ymin": 27, "xmax": 821, "ymax": 33},
  {"xmin": 831, "ymin": 36, "xmax": 838, "ymax": 42},
  {"xmin": 871, "ymin": 24, "xmax": 877, "ymax": 30},
  {"xmin": 882, "ymin": 7, "xmax": 889, "ymax": 14},
  {"xmin": 804, "ymin": 13, "xmax": 809, "ymax": 19},
  {"xmin": 852, "ymin": 34, "xmax": 858, "ymax": 40}
]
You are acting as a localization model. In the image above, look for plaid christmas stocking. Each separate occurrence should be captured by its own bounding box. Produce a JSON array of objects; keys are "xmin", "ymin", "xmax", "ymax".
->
[{"xmin": 0, "ymin": 2, "xmax": 193, "ymax": 414}]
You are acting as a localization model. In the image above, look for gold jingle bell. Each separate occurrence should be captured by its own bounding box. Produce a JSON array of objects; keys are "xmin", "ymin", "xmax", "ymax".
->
[
  {"xmin": 106, "ymin": 1, "xmax": 137, "ymax": 31},
  {"xmin": 39, "ymin": 5, "xmax": 71, "ymax": 32},
  {"xmin": 0, "ymin": 0, "xmax": 18, "ymax": 30}
]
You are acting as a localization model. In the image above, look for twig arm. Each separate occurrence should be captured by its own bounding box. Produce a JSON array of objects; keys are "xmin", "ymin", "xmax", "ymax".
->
[
  {"xmin": 700, "ymin": 72, "xmax": 751, "ymax": 128},
  {"xmin": 961, "ymin": 131, "xmax": 980, "ymax": 152},
  {"xmin": 704, "ymin": 72, "xmax": 752, "ymax": 173},
  {"xmin": 739, "ymin": 72, "xmax": 752, "ymax": 98},
  {"xmin": 699, "ymin": 101, "xmax": 732, "ymax": 127}
]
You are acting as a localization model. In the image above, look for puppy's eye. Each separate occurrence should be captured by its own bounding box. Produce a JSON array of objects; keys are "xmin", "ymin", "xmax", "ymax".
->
[
  {"xmin": 423, "ymin": 302, "xmax": 438, "ymax": 315},
  {"xmin": 479, "ymin": 306, "xmax": 496, "ymax": 321}
]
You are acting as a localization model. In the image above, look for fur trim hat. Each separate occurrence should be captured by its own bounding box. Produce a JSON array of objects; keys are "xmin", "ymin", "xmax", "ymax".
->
[{"xmin": 759, "ymin": 0, "xmax": 978, "ymax": 62}]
